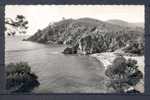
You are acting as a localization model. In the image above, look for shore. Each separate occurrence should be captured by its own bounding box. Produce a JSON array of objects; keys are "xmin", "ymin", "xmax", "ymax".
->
[{"xmin": 91, "ymin": 52, "xmax": 144, "ymax": 93}]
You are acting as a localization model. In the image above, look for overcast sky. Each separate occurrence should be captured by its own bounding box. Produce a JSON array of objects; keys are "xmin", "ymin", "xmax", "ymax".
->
[{"xmin": 5, "ymin": 5, "xmax": 144, "ymax": 35}]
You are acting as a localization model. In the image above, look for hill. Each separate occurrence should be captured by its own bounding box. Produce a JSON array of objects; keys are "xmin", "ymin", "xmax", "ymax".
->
[
  {"xmin": 27, "ymin": 18, "xmax": 144, "ymax": 55},
  {"xmin": 106, "ymin": 19, "xmax": 144, "ymax": 28}
]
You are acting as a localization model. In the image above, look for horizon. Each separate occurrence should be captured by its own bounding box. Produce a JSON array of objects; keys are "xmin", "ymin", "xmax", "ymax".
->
[{"xmin": 5, "ymin": 5, "xmax": 144, "ymax": 35}]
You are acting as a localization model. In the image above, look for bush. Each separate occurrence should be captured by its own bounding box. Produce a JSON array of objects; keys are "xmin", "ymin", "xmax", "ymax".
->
[
  {"xmin": 124, "ymin": 40, "xmax": 144, "ymax": 55},
  {"xmin": 105, "ymin": 56, "xmax": 143, "ymax": 93},
  {"xmin": 6, "ymin": 62, "xmax": 40, "ymax": 93}
]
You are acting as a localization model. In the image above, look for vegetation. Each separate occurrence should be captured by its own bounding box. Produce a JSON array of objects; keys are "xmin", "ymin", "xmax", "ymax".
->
[
  {"xmin": 5, "ymin": 17, "xmax": 144, "ymax": 93},
  {"xmin": 105, "ymin": 56, "xmax": 143, "ymax": 93},
  {"xmin": 5, "ymin": 15, "xmax": 28, "ymax": 36},
  {"xmin": 6, "ymin": 62, "xmax": 40, "ymax": 93},
  {"xmin": 27, "ymin": 18, "xmax": 144, "ymax": 55},
  {"xmin": 123, "ymin": 39, "xmax": 144, "ymax": 55}
]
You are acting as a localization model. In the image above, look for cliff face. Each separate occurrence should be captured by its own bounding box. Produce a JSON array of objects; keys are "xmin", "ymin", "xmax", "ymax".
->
[{"xmin": 27, "ymin": 18, "xmax": 144, "ymax": 54}]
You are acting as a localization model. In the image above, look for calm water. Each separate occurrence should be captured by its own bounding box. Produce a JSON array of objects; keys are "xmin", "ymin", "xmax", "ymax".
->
[{"xmin": 5, "ymin": 36, "xmax": 108, "ymax": 93}]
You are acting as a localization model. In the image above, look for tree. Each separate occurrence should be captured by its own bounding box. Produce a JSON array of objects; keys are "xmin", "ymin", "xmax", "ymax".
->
[
  {"xmin": 62, "ymin": 17, "xmax": 66, "ymax": 20},
  {"xmin": 123, "ymin": 39, "xmax": 144, "ymax": 55},
  {"xmin": 5, "ymin": 15, "xmax": 28, "ymax": 36},
  {"xmin": 105, "ymin": 56, "xmax": 143, "ymax": 93},
  {"xmin": 6, "ymin": 62, "xmax": 40, "ymax": 93}
]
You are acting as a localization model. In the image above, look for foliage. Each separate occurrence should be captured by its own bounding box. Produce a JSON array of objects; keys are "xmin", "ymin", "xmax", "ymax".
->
[
  {"xmin": 27, "ymin": 18, "xmax": 144, "ymax": 54},
  {"xmin": 5, "ymin": 15, "xmax": 28, "ymax": 36},
  {"xmin": 6, "ymin": 62, "xmax": 40, "ymax": 93},
  {"xmin": 123, "ymin": 39, "xmax": 144, "ymax": 55},
  {"xmin": 105, "ymin": 56, "xmax": 143, "ymax": 93}
]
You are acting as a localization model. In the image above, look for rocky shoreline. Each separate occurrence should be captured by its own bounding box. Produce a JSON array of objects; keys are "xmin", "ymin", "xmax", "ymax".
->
[
  {"xmin": 90, "ymin": 52, "xmax": 144, "ymax": 93},
  {"xmin": 91, "ymin": 52, "xmax": 144, "ymax": 73}
]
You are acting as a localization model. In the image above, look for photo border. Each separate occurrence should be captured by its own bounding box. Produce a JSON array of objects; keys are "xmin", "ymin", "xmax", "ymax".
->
[{"xmin": 1, "ymin": 0, "xmax": 150, "ymax": 99}]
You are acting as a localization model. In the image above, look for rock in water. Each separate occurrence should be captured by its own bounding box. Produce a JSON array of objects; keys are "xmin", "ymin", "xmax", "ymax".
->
[{"xmin": 63, "ymin": 47, "xmax": 77, "ymax": 54}]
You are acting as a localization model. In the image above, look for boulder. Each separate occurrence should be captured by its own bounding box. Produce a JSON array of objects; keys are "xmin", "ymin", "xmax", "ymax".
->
[{"xmin": 63, "ymin": 47, "xmax": 77, "ymax": 54}]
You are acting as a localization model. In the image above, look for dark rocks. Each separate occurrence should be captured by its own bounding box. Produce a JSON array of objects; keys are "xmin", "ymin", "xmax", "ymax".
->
[{"xmin": 63, "ymin": 47, "xmax": 77, "ymax": 54}]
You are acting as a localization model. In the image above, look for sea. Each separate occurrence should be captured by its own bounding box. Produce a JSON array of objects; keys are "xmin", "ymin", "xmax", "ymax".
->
[{"xmin": 5, "ymin": 36, "xmax": 109, "ymax": 93}]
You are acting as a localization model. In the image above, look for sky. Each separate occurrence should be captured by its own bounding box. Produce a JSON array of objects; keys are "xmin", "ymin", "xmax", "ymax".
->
[{"xmin": 5, "ymin": 5, "xmax": 144, "ymax": 35}]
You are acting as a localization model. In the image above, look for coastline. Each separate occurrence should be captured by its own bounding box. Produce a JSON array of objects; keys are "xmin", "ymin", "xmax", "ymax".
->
[{"xmin": 90, "ymin": 52, "xmax": 144, "ymax": 93}]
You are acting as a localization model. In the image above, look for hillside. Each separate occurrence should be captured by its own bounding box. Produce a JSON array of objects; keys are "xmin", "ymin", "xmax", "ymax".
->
[
  {"xmin": 27, "ymin": 18, "xmax": 144, "ymax": 55},
  {"xmin": 106, "ymin": 19, "xmax": 144, "ymax": 28}
]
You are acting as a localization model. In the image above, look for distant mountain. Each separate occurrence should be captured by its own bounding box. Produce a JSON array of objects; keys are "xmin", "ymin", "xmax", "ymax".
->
[
  {"xmin": 132, "ymin": 22, "xmax": 144, "ymax": 28},
  {"xmin": 106, "ymin": 19, "xmax": 144, "ymax": 28},
  {"xmin": 27, "ymin": 18, "xmax": 144, "ymax": 55},
  {"xmin": 106, "ymin": 20, "xmax": 130, "ymax": 27}
]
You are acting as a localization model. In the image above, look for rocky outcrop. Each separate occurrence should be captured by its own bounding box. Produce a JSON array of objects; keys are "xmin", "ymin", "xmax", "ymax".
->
[
  {"xmin": 77, "ymin": 34, "xmax": 103, "ymax": 54},
  {"xmin": 63, "ymin": 47, "xmax": 77, "ymax": 54}
]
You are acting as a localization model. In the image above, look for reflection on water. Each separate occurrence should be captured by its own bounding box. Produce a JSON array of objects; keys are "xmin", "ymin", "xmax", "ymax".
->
[{"xmin": 5, "ymin": 36, "xmax": 108, "ymax": 93}]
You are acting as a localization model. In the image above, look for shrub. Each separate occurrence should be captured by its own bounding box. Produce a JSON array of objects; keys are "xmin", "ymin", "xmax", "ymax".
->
[
  {"xmin": 105, "ymin": 56, "xmax": 143, "ymax": 93},
  {"xmin": 124, "ymin": 40, "xmax": 144, "ymax": 55},
  {"xmin": 6, "ymin": 62, "xmax": 40, "ymax": 93}
]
